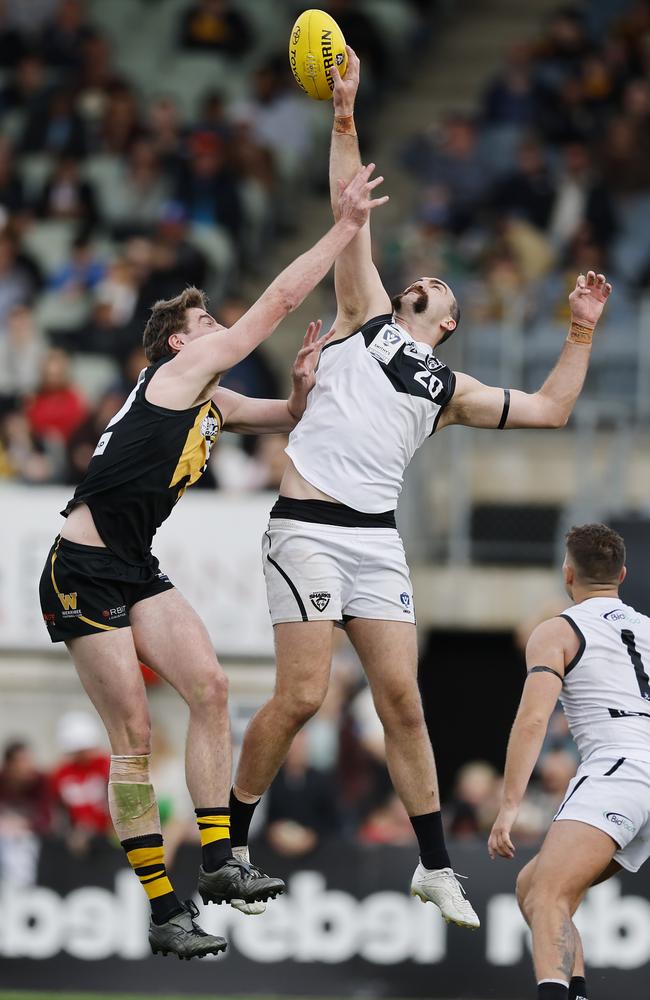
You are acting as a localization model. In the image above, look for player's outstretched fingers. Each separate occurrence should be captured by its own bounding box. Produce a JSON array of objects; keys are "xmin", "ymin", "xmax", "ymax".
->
[{"xmin": 586, "ymin": 270, "xmax": 596, "ymax": 286}]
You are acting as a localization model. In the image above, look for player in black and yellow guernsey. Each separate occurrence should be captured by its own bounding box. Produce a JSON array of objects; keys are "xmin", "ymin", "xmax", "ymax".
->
[{"xmin": 38, "ymin": 164, "xmax": 389, "ymax": 959}]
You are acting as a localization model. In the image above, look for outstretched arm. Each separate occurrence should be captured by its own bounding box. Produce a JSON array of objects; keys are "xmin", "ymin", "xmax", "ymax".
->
[
  {"xmin": 214, "ymin": 321, "xmax": 334, "ymax": 434},
  {"xmin": 488, "ymin": 617, "xmax": 579, "ymax": 860},
  {"xmin": 440, "ymin": 271, "xmax": 612, "ymax": 431},
  {"xmin": 329, "ymin": 48, "xmax": 391, "ymax": 333},
  {"xmin": 171, "ymin": 164, "xmax": 388, "ymax": 390}
]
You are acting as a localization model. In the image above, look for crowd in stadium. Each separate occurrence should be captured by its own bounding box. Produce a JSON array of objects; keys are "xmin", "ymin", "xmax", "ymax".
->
[{"xmin": 0, "ymin": 1, "xmax": 648, "ymax": 484}]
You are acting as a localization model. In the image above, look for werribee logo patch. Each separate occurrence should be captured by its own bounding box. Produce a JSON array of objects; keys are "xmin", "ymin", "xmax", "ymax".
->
[{"xmin": 310, "ymin": 591, "xmax": 331, "ymax": 612}]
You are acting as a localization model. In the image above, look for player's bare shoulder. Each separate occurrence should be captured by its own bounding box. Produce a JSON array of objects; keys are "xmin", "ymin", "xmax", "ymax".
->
[{"xmin": 526, "ymin": 615, "xmax": 581, "ymax": 672}]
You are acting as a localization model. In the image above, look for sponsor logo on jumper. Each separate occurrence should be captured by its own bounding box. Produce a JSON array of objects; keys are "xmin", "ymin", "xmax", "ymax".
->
[
  {"xmin": 92, "ymin": 431, "xmax": 112, "ymax": 458},
  {"xmin": 57, "ymin": 592, "xmax": 78, "ymax": 612},
  {"xmin": 310, "ymin": 591, "xmax": 331, "ymax": 613},
  {"xmin": 605, "ymin": 812, "xmax": 636, "ymax": 834},
  {"xmin": 368, "ymin": 325, "xmax": 403, "ymax": 364},
  {"xmin": 604, "ymin": 609, "xmax": 626, "ymax": 621}
]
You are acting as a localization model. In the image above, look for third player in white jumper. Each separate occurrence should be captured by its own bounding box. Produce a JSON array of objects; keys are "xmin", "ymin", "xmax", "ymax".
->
[
  {"xmin": 489, "ymin": 524, "xmax": 650, "ymax": 1000},
  {"xmin": 227, "ymin": 49, "xmax": 612, "ymax": 929}
]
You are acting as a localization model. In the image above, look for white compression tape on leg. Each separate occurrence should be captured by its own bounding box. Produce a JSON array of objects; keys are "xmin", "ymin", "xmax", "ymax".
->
[{"xmin": 108, "ymin": 754, "xmax": 161, "ymax": 840}]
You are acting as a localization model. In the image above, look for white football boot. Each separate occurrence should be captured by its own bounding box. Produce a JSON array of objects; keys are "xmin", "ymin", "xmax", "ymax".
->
[
  {"xmin": 229, "ymin": 847, "xmax": 266, "ymax": 915},
  {"xmin": 410, "ymin": 863, "xmax": 480, "ymax": 928}
]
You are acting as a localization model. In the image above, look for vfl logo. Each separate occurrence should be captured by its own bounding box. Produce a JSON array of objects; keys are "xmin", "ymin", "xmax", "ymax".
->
[
  {"xmin": 57, "ymin": 592, "xmax": 78, "ymax": 611},
  {"xmin": 400, "ymin": 592, "xmax": 411, "ymax": 608},
  {"xmin": 605, "ymin": 812, "xmax": 636, "ymax": 835},
  {"xmin": 383, "ymin": 329, "xmax": 402, "ymax": 346},
  {"xmin": 310, "ymin": 591, "xmax": 331, "ymax": 613}
]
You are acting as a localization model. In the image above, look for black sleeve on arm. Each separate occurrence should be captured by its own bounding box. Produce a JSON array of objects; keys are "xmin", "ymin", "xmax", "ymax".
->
[
  {"xmin": 498, "ymin": 388, "xmax": 510, "ymax": 429},
  {"xmin": 527, "ymin": 665, "xmax": 564, "ymax": 684}
]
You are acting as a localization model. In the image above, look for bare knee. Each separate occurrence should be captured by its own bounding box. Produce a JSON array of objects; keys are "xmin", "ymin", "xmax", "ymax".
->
[
  {"xmin": 187, "ymin": 666, "xmax": 229, "ymax": 715},
  {"xmin": 274, "ymin": 688, "xmax": 327, "ymax": 729},
  {"xmin": 376, "ymin": 687, "xmax": 426, "ymax": 738}
]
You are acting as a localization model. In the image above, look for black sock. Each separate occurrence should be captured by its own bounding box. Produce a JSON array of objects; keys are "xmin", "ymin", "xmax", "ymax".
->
[
  {"xmin": 569, "ymin": 976, "xmax": 588, "ymax": 1000},
  {"xmin": 409, "ymin": 809, "xmax": 451, "ymax": 870},
  {"xmin": 229, "ymin": 786, "xmax": 260, "ymax": 849},
  {"xmin": 121, "ymin": 833, "xmax": 184, "ymax": 925},
  {"xmin": 538, "ymin": 983, "xmax": 569, "ymax": 999},
  {"xmin": 195, "ymin": 807, "xmax": 232, "ymax": 872}
]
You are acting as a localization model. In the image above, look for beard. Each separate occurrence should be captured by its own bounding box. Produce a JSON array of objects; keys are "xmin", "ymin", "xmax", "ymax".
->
[{"xmin": 391, "ymin": 288, "xmax": 429, "ymax": 315}]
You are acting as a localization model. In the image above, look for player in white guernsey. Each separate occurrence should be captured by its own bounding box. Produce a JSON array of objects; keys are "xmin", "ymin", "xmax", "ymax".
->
[
  {"xmin": 489, "ymin": 525, "xmax": 650, "ymax": 1000},
  {"xmin": 227, "ymin": 50, "xmax": 612, "ymax": 929}
]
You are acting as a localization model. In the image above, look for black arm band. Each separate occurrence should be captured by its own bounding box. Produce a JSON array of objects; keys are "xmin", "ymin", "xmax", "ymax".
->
[
  {"xmin": 528, "ymin": 665, "xmax": 563, "ymax": 683},
  {"xmin": 497, "ymin": 388, "xmax": 510, "ymax": 430}
]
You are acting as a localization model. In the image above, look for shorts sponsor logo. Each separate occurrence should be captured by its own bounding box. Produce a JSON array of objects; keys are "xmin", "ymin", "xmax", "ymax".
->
[
  {"xmin": 310, "ymin": 591, "xmax": 331, "ymax": 613},
  {"xmin": 400, "ymin": 592, "xmax": 411, "ymax": 608},
  {"xmin": 43, "ymin": 613, "xmax": 55, "ymax": 624},
  {"xmin": 102, "ymin": 606, "xmax": 127, "ymax": 621},
  {"xmin": 605, "ymin": 811, "xmax": 636, "ymax": 834}
]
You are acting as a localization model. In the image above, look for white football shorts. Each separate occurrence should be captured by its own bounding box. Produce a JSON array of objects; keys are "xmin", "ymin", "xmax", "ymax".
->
[
  {"xmin": 262, "ymin": 515, "xmax": 416, "ymax": 626},
  {"xmin": 554, "ymin": 755, "xmax": 650, "ymax": 872}
]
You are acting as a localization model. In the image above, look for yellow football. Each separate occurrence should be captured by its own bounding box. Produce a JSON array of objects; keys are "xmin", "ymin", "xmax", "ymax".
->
[{"xmin": 289, "ymin": 9, "xmax": 348, "ymax": 101}]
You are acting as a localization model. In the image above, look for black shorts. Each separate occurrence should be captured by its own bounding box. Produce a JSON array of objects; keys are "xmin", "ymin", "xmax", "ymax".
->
[{"xmin": 39, "ymin": 537, "xmax": 175, "ymax": 643}]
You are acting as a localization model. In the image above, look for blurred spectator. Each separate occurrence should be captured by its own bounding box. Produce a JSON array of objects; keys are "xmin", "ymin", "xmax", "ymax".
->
[
  {"xmin": 0, "ymin": 740, "xmax": 51, "ymax": 830},
  {"xmin": 230, "ymin": 57, "xmax": 315, "ymax": 182},
  {"xmin": 146, "ymin": 96, "xmax": 185, "ymax": 175},
  {"xmin": 50, "ymin": 711, "xmax": 111, "ymax": 851},
  {"xmin": 41, "ymin": 0, "xmax": 94, "ymax": 70},
  {"xmin": 49, "ymin": 234, "xmax": 106, "ymax": 293},
  {"xmin": 104, "ymin": 139, "xmax": 170, "ymax": 236},
  {"xmin": 0, "ymin": 409, "xmax": 58, "ymax": 482},
  {"xmin": 25, "ymin": 348, "xmax": 89, "ymax": 442},
  {"xmin": 0, "ymin": 52, "xmax": 51, "ymax": 117},
  {"xmin": 265, "ymin": 730, "xmax": 342, "ymax": 856},
  {"xmin": 359, "ymin": 792, "xmax": 417, "ymax": 846},
  {"xmin": 447, "ymin": 761, "xmax": 500, "ymax": 839},
  {"xmin": 0, "ymin": 0, "xmax": 26, "ymax": 69},
  {"xmin": 0, "ymin": 305, "xmax": 47, "ymax": 403},
  {"xmin": 0, "ymin": 740, "xmax": 51, "ymax": 886},
  {"xmin": 179, "ymin": 0, "xmax": 253, "ymax": 56},
  {"xmin": 175, "ymin": 130, "xmax": 242, "ymax": 240},
  {"xmin": 0, "ymin": 137, "xmax": 25, "ymax": 217},
  {"xmin": 21, "ymin": 86, "xmax": 87, "ymax": 157},
  {"xmin": 489, "ymin": 138, "xmax": 555, "ymax": 231},
  {"xmin": 99, "ymin": 82, "xmax": 142, "ymax": 156},
  {"xmin": 401, "ymin": 115, "xmax": 490, "ymax": 231},
  {"xmin": 0, "ymin": 231, "xmax": 38, "ymax": 326},
  {"xmin": 326, "ymin": 0, "xmax": 388, "ymax": 92},
  {"xmin": 482, "ymin": 43, "xmax": 540, "ymax": 129},
  {"xmin": 548, "ymin": 141, "xmax": 616, "ymax": 252},
  {"xmin": 35, "ymin": 155, "xmax": 99, "ymax": 226}
]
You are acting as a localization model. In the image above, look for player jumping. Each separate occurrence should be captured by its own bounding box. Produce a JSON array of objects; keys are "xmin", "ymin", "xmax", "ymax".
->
[
  {"xmin": 489, "ymin": 524, "xmax": 650, "ymax": 1000},
  {"xmin": 228, "ymin": 48, "xmax": 612, "ymax": 930},
  {"xmin": 38, "ymin": 164, "xmax": 388, "ymax": 959}
]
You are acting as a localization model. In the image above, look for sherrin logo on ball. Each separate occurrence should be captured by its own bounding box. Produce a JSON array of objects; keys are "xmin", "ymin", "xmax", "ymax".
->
[{"xmin": 289, "ymin": 9, "xmax": 347, "ymax": 100}]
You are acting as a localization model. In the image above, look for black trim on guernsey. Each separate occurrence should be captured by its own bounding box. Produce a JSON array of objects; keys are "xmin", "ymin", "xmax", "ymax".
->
[
  {"xmin": 558, "ymin": 614, "xmax": 587, "ymax": 674},
  {"xmin": 555, "ymin": 776, "xmax": 588, "ymax": 818},
  {"xmin": 498, "ymin": 388, "xmax": 511, "ymax": 430},
  {"xmin": 604, "ymin": 757, "xmax": 626, "ymax": 776},
  {"xmin": 609, "ymin": 707, "xmax": 650, "ymax": 719},
  {"xmin": 528, "ymin": 665, "xmax": 564, "ymax": 683},
  {"xmin": 270, "ymin": 496, "xmax": 397, "ymax": 529},
  {"xmin": 265, "ymin": 531, "xmax": 308, "ymax": 622},
  {"xmin": 320, "ymin": 313, "xmax": 393, "ymax": 353}
]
